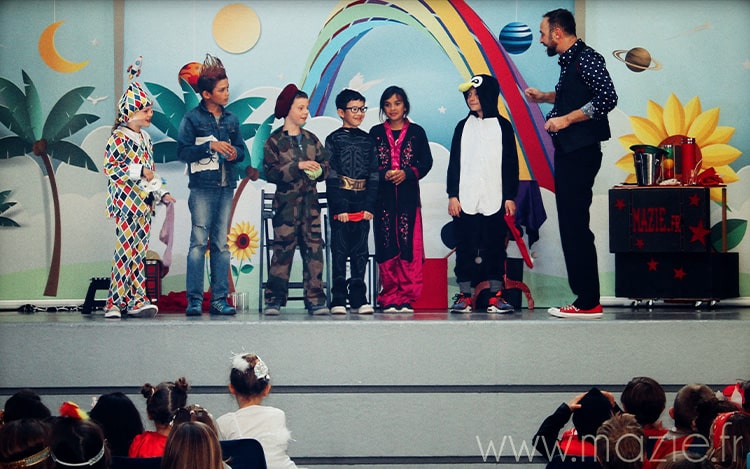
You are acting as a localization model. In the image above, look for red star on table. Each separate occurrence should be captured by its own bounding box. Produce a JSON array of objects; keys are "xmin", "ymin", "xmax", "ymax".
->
[
  {"xmin": 689, "ymin": 219, "xmax": 711, "ymax": 246},
  {"xmin": 647, "ymin": 258, "xmax": 659, "ymax": 271},
  {"xmin": 614, "ymin": 198, "xmax": 626, "ymax": 210},
  {"xmin": 635, "ymin": 239, "xmax": 645, "ymax": 249},
  {"xmin": 673, "ymin": 267, "xmax": 687, "ymax": 280},
  {"xmin": 688, "ymin": 193, "xmax": 701, "ymax": 206}
]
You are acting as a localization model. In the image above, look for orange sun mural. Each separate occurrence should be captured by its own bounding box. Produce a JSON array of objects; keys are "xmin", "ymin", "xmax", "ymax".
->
[{"xmin": 616, "ymin": 93, "xmax": 742, "ymax": 201}]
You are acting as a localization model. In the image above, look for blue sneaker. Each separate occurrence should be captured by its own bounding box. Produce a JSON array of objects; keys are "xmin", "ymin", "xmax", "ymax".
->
[
  {"xmin": 210, "ymin": 300, "xmax": 236, "ymax": 316},
  {"xmin": 487, "ymin": 292, "xmax": 514, "ymax": 314},
  {"xmin": 186, "ymin": 300, "xmax": 203, "ymax": 316}
]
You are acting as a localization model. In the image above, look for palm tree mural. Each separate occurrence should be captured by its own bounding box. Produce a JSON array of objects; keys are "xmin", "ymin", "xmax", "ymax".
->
[
  {"xmin": 0, "ymin": 71, "xmax": 99, "ymax": 296},
  {"xmin": 145, "ymin": 78, "xmax": 266, "ymax": 170},
  {"xmin": 0, "ymin": 190, "xmax": 20, "ymax": 227}
]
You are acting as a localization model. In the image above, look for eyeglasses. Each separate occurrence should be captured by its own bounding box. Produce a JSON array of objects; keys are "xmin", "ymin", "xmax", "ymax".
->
[{"xmin": 345, "ymin": 106, "xmax": 368, "ymax": 113}]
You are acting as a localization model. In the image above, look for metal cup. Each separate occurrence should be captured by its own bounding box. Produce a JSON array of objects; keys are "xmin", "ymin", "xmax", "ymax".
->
[{"xmin": 630, "ymin": 145, "xmax": 666, "ymax": 186}]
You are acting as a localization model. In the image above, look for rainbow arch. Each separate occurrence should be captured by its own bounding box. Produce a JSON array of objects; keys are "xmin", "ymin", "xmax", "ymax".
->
[{"xmin": 300, "ymin": 0, "xmax": 555, "ymax": 191}]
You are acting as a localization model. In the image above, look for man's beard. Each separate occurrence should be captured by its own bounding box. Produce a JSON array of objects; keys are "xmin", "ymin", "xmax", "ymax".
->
[{"xmin": 546, "ymin": 43, "xmax": 557, "ymax": 56}]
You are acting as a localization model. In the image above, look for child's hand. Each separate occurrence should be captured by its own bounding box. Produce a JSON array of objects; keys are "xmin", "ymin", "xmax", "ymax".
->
[
  {"xmin": 566, "ymin": 392, "xmax": 586, "ymax": 412},
  {"xmin": 211, "ymin": 141, "xmax": 237, "ymax": 161},
  {"xmin": 298, "ymin": 160, "xmax": 320, "ymax": 171},
  {"xmin": 163, "ymin": 194, "xmax": 177, "ymax": 204},
  {"xmin": 362, "ymin": 211, "xmax": 373, "ymax": 221},
  {"xmin": 142, "ymin": 167, "xmax": 155, "ymax": 181},
  {"xmin": 448, "ymin": 197, "xmax": 462, "ymax": 217},
  {"xmin": 386, "ymin": 169, "xmax": 406, "ymax": 185}
]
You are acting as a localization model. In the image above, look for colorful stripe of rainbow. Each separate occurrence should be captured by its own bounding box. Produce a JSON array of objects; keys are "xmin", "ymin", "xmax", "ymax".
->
[{"xmin": 300, "ymin": 0, "xmax": 555, "ymax": 191}]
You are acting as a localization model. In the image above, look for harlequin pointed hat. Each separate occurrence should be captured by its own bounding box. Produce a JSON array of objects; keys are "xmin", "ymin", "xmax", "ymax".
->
[{"xmin": 118, "ymin": 81, "xmax": 152, "ymax": 123}]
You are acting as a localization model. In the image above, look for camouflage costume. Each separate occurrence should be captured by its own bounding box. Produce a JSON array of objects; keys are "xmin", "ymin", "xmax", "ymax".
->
[{"xmin": 263, "ymin": 128, "xmax": 330, "ymax": 308}]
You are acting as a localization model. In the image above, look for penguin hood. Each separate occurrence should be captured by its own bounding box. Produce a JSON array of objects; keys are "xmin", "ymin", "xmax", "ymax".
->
[{"xmin": 458, "ymin": 74, "xmax": 500, "ymax": 118}]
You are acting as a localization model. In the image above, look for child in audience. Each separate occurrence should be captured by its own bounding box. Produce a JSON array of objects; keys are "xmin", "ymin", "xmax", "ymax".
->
[
  {"xmin": 706, "ymin": 411, "xmax": 749, "ymax": 469},
  {"xmin": 645, "ymin": 383, "xmax": 715, "ymax": 469},
  {"xmin": 595, "ymin": 413, "xmax": 644, "ymax": 469},
  {"xmin": 0, "ymin": 419, "xmax": 53, "ymax": 469},
  {"xmin": 217, "ymin": 353, "xmax": 297, "ymax": 468},
  {"xmin": 533, "ymin": 388, "xmax": 617, "ymax": 469},
  {"xmin": 620, "ymin": 376, "xmax": 667, "ymax": 458},
  {"xmin": 370, "ymin": 85, "xmax": 433, "ymax": 313},
  {"xmin": 89, "ymin": 391, "xmax": 144, "ymax": 458},
  {"xmin": 263, "ymin": 84, "xmax": 330, "ymax": 316},
  {"xmin": 325, "ymin": 88, "xmax": 379, "ymax": 314},
  {"xmin": 49, "ymin": 402, "xmax": 110, "ymax": 469},
  {"xmin": 129, "ymin": 377, "xmax": 190, "ymax": 458},
  {"xmin": 161, "ymin": 421, "xmax": 224, "ymax": 469},
  {"xmin": 1, "ymin": 389, "xmax": 51, "ymax": 424},
  {"xmin": 171, "ymin": 404, "xmax": 220, "ymax": 436}
]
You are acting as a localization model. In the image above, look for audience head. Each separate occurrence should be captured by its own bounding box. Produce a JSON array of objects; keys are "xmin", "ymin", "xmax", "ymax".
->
[
  {"xmin": 161, "ymin": 421, "xmax": 223, "ymax": 469},
  {"xmin": 0, "ymin": 419, "xmax": 53, "ymax": 469},
  {"xmin": 721, "ymin": 381, "xmax": 748, "ymax": 413},
  {"xmin": 2, "ymin": 389, "xmax": 51, "ymax": 424},
  {"xmin": 696, "ymin": 397, "xmax": 741, "ymax": 440},
  {"xmin": 89, "ymin": 392, "xmax": 144, "ymax": 458},
  {"xmin": 229, "ymin": 353, "xmax": 271, "ymax": 399},
  {"xmin": 707, "ymin": 411, "xmax": 750, "ymax": 469},
  {"xmin": 141, "ymin": 377, "xmax": 190, "ymax": 428},
  {"xmin": 595, "ymin": 413, "xmax": 644, "ymax": 469},
  {"xmin": 171, "ymin": 405, "xmax": 219, "ymax": 436},
  {"xmin": 621, "ymin": 376, "xmax": 667, "ymax": 426},
  {"xmin": 672, "ymin": 384, "xmax": 715, "ymax": 432},
  {"xmin": 655, "ymin": 452, "xmax": 713, "ymax": 469},
  {"xmin": 49, "ymin": 403, "xmax": 109, "ymax": 469},
  {"xmin": 573, "ymin": 387, "xmax": 615, "ymax": 439}
]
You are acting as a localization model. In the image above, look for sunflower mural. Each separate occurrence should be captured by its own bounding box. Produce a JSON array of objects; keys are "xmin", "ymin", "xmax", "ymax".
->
[
  {"xmin": 228, "ymin": 221, "xmax": 259, "ymax": 287},
  {"xmin": 616, "ymin": 93, "xmax": 746, "ymax": 250}
]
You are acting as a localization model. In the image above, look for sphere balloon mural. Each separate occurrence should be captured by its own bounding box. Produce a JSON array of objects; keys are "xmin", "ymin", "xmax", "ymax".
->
[{"xmin": 499, "ymin": 22, "xmax": 532, "ymax": 55}]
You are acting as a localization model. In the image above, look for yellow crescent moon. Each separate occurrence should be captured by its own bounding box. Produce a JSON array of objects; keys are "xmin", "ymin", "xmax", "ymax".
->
[{"xmin": 39, "ymin": 21, "xmax": 89, "ymax": 73}]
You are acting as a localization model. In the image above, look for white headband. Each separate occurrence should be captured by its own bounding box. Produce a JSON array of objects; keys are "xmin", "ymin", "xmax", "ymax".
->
[{"xmin": 51, "ymin": 442, "xmax": 105, "ymax": 467}]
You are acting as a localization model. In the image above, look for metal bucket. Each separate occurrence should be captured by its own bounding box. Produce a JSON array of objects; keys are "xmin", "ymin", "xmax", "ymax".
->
[{"xmin": 630, "ymin": 145, "xmax": 666, "ymax": 186}]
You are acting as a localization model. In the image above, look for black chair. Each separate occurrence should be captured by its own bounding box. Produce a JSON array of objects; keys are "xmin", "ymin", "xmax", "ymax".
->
[
  {"xmin": 220, "ymin": 439, "xmax": 267, "ymax": 469},
  {"xmin": 258, "ymin": 189, "xmax": 331, "ymax": 311},
  {"xmin": 110, "ymin": 456, "xmax": 162, "ymax": 469}
]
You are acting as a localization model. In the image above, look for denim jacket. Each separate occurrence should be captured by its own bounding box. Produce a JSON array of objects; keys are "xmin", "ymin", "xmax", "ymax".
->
[{"xmin": 177, "ymin": 101, "xmax": 245, "ymax": 189}]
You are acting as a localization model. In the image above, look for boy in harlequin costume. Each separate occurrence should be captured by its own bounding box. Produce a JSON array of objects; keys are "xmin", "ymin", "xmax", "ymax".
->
[
  {"xmin": 103, "ymin": 62, "xmax": 174, "ymax": 319},
  {"xmin": 446, "ymin": 74, "xmax": 519, "ymax": 313}
]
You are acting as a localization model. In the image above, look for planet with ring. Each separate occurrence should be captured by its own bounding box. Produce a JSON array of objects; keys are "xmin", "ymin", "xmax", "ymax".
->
[{"xmin": 612, "ymin": 47, "xmax": 662, "ymax": 72}]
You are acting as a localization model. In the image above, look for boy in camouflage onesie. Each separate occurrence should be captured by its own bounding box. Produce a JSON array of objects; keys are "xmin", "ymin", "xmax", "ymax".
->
[{"xmin": 263, "ymin": 84, "xmax": 330, "ymax": 315}]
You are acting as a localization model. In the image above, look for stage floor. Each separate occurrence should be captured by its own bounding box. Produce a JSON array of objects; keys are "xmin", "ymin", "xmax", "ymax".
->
[{"xmin": 2, "ymin": 302, "xmax": 750, "ymax": 323}]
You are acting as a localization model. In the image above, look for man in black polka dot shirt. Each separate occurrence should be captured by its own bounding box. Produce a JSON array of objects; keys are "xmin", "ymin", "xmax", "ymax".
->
[{"xmin": 525, "ymin": 8, "xmax": 617, "ymax": 319}]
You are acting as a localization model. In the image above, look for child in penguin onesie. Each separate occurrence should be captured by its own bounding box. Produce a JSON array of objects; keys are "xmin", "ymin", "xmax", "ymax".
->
[{"xmin": 446, "ymin": 74, "xmax": 519, "ymax": 313}]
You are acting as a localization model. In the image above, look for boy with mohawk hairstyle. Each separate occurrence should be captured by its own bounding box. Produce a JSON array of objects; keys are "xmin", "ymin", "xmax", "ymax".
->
[{"xmin": 178, "ymin": 54, "xmax": 245, "ymax": 316}]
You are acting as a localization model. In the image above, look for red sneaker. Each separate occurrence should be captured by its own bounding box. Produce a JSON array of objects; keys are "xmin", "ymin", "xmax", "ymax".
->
[
  {"xmin": 450, "ymin": 292, "xmax": 472, "ymax": 313},
  {"xmin": 547, "ymin": 304, "xmax": 603, "ymax": 319}
]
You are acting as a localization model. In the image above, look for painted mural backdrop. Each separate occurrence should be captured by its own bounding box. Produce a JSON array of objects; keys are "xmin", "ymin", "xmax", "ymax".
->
[{"xmin": 0, "ymin": 0, "xmax": 747, "ymax": 306}]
